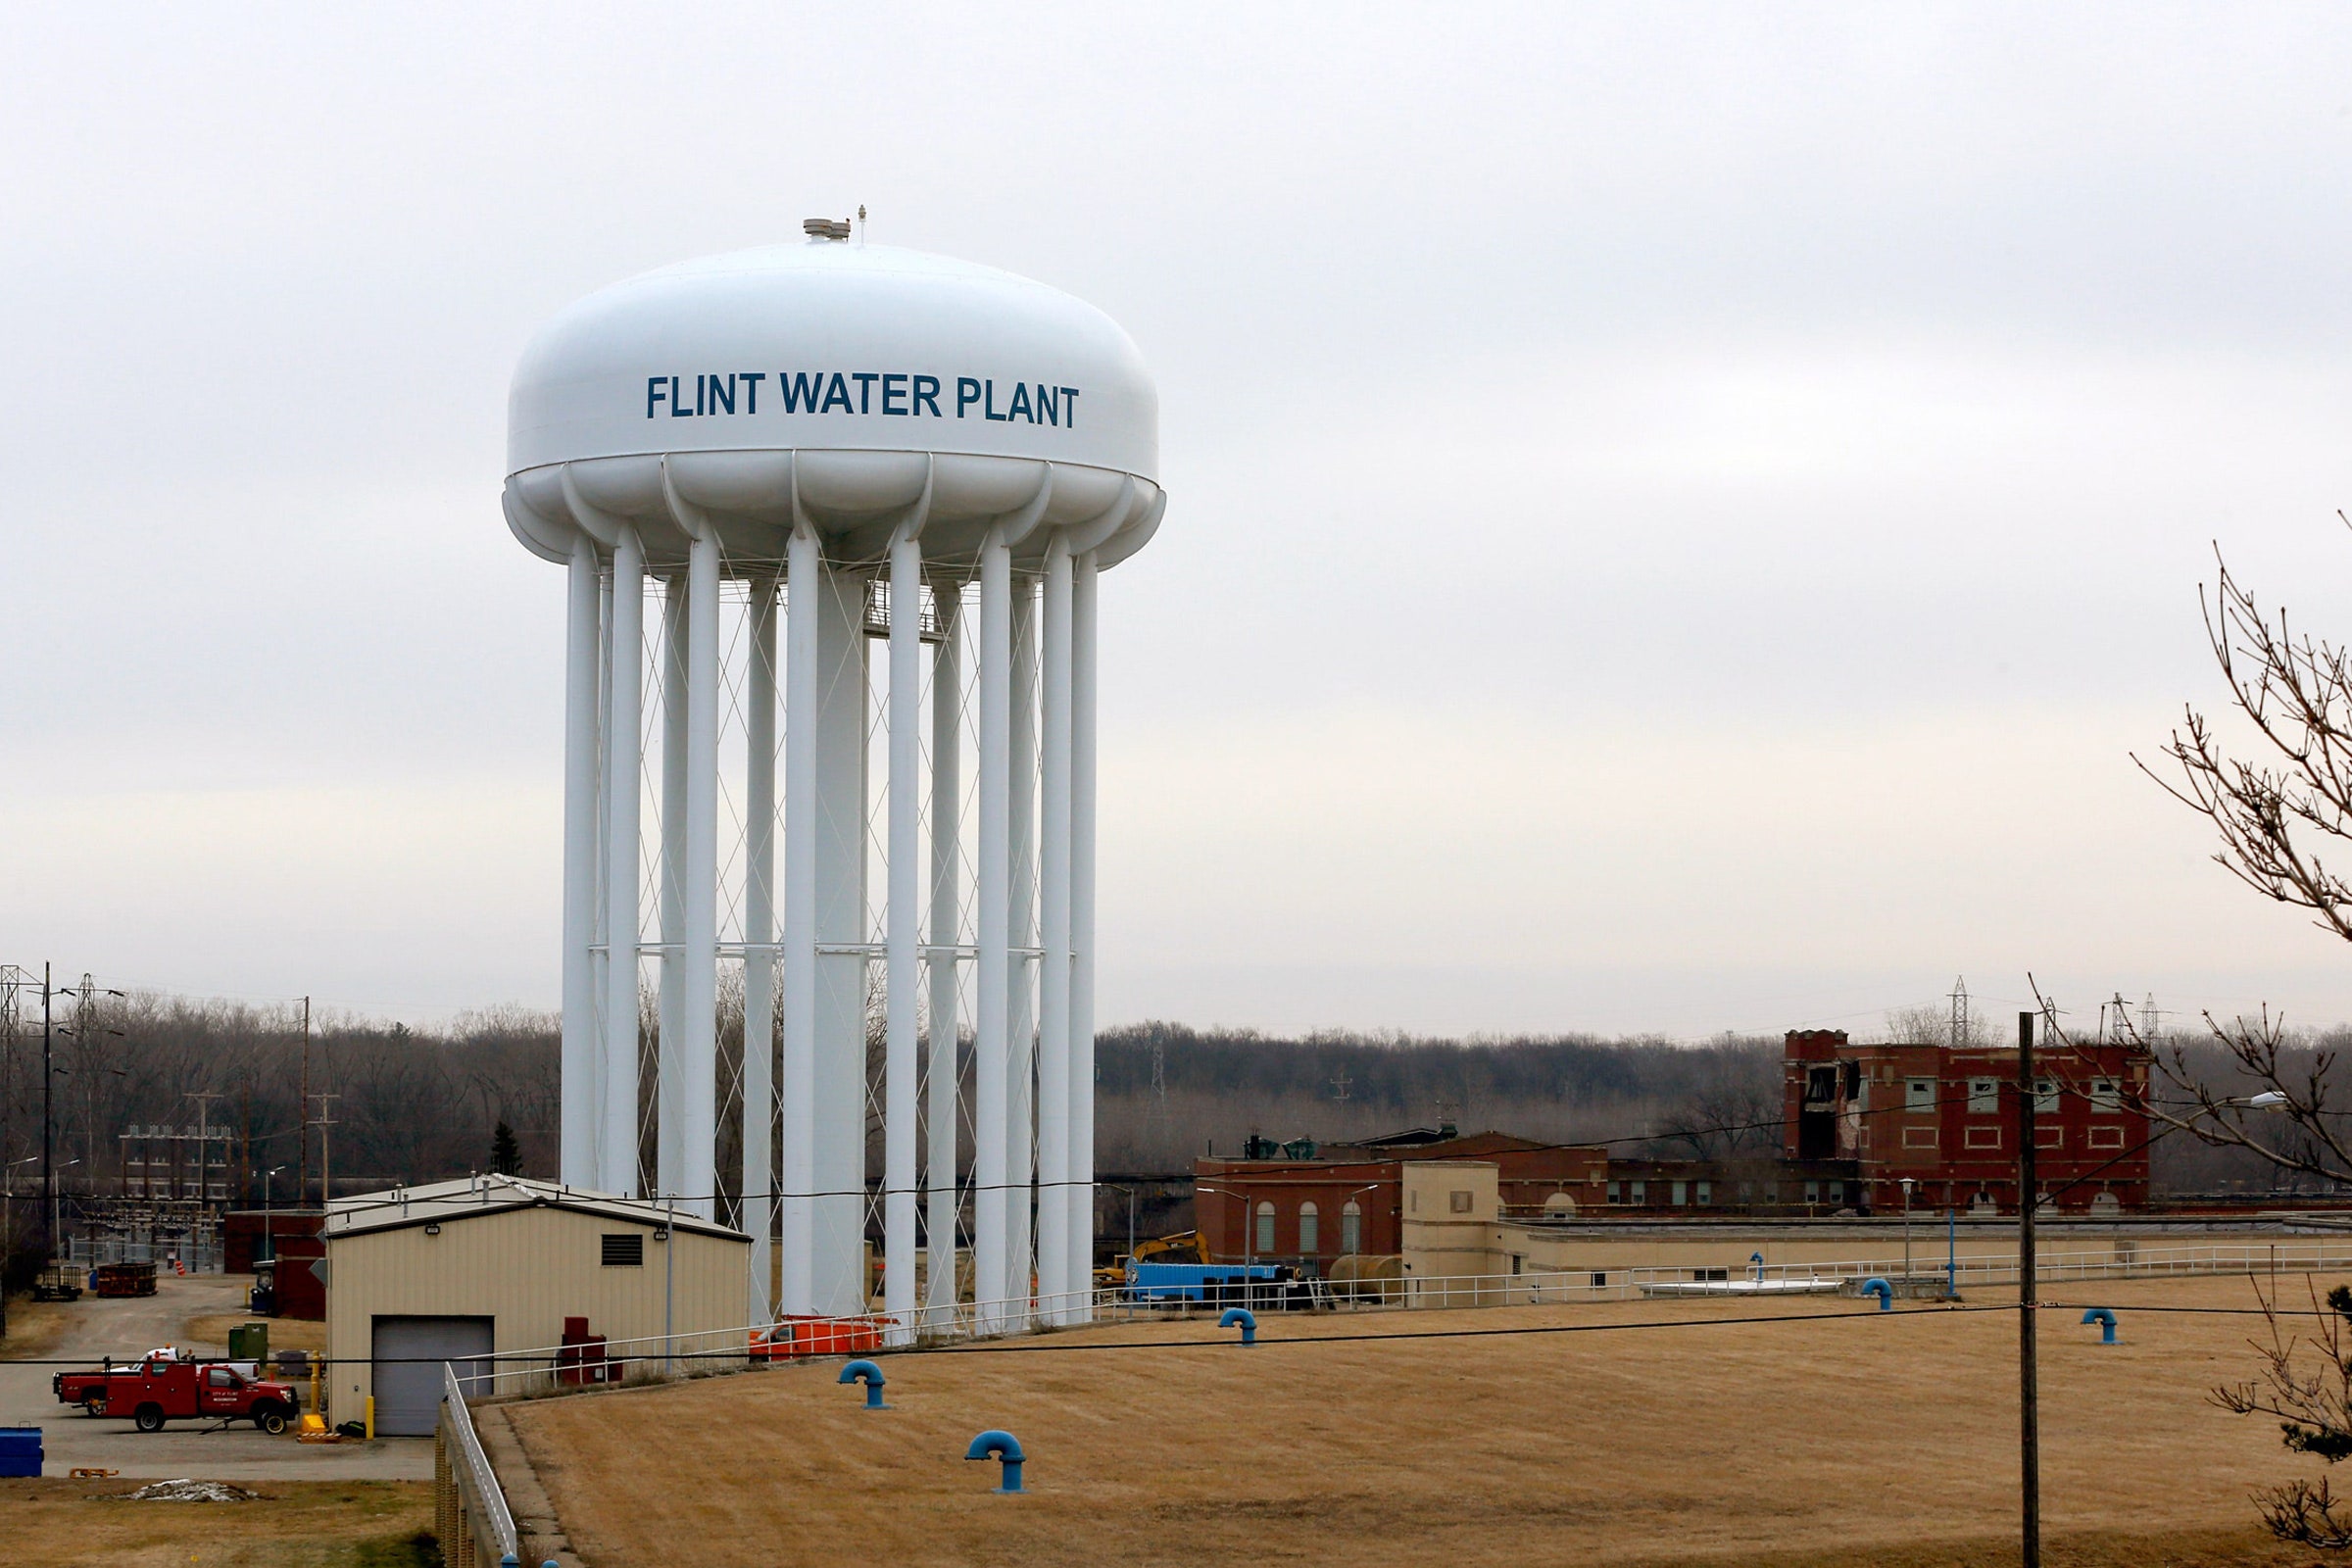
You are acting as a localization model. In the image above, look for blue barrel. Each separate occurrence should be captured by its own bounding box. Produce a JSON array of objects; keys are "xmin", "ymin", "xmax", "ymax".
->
[{"xmin": 0, "ymin": 1427, "xmax": 43, "ymax": 1478}]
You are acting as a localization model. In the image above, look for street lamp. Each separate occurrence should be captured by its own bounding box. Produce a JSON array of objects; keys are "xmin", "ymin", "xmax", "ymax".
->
[
  {"xmin": 1900, "ymin": 1177, "xmax": 1916, "ymax": 1282},
  {"xmin": 259, "ymin": 1167, "xmax": 288, "ymax": 1261},
  {"xmin": 1195, "ymin": 1184, "xmax": 1255, "ymax": 1269}
]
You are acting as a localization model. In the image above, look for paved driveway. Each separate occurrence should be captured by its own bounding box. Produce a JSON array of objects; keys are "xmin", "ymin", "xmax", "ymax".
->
[{"xmin": 1, "ymin": 1273, "xmax": 430, "ymax": 1480}]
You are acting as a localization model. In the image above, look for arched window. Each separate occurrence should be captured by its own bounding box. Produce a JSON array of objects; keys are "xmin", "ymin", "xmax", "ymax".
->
[
  {"xmin": 1298, "ymin": 1201, "xmax": 1319, "ymax": 1253},
  {"xmin": 1341, "ymin": 1200, "xmax": 1362, "ymax": 1254},
  {"xmin": 1254, "ymin": 1200, "xmax": 1276, "ymax": 1255}
]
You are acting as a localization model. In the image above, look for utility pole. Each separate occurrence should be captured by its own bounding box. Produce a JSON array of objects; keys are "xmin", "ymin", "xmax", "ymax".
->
[
  {"xmin": 296, "ymin": 998, "xmax": 311, "ymax": 1208},
  {"xmin": 311, "ymin": 1093, "xmax": 339, "ymax": 1210},
  {"xmin": 41, "ymin": 962, "xmax": 55, "ymax": 1262},
  {"xmin": 2017, "ymin": 1008, "xmax": 2040, "ymax": 1568}
]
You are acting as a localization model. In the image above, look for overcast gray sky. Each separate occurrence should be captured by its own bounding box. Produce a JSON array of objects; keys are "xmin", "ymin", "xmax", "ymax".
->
[{"xmin": 5, "ymin": 4, "xmax": 2350, "ymax": 1038}]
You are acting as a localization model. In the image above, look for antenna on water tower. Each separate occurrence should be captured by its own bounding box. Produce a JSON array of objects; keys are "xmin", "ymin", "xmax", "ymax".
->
[{"xmin": 858, "ymin": 204, "xmax": 867, "ymax": 243}]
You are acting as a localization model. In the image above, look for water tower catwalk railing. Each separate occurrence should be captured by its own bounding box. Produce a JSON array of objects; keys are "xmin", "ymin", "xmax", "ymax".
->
[{"xmin": 508, "ymin": 453, "xmax": 1161, "ymax": 1343}]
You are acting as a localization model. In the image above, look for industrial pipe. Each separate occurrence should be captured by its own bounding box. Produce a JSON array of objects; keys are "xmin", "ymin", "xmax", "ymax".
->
[
  {"xmin": 2081, "ymin": 1307, "xmax": 2119, "ymax": 1345},
  {"xmin": 1861, "ymin": 1278, "xmax": 1893, "ymax": 1312},
  {"xmin": 966, "ymin": 1429, "xmax": 1026, "ymax": 1493},
  {"xmin": 1219, "ymin": 1306, "xmax": 1257, "ymax": 1347},
  {"xmin": 837, "ymin": 1359, "xmax": 890, "ymax": 1409},
  {"xmin": 1749, "ymin": 1251, "xmax": 1765, "ymax": 1285}
]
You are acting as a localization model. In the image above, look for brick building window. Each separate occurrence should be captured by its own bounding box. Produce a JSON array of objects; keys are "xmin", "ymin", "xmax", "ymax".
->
[
  {"xmin": 1448, "ymin": 1190, "xmax": 1473, "ymax": 1214},
  {"xmin": 2087, "ymin": 1126, "xmax": 2126, "ymax": 1150},
  {"xmin": 2090, "ymin": 1078, "xmax": 2122, "ymax": 1112},
  {"xmin": 2035, "ymin": 1079, "xmax": 2060, "ymax": 1114},
  {"xmin": 1968, "ymin": 1079, "xmax": 1999, "ymax": 1114},
  {"xmin": 1629, "ymin": 1180, "xmax": 1646, "ymax": 1204},
  {"xmin": 1342, "ymin": 1200, "xmax": 1361, "ymax": 1253},
  {"xmin": 1672, "ymin": 1181, "xmax": 1688, "ymax": 1206},
  {"xmin": 1606, "ymin": 1181, "xmax": 1620, "ymax": 1204},
  {"xmin": 1695, "ymin": 1181, "xmax": 1712, "ymax": 1205},
  {"xmin": 1902, "ymin": 1126, "xmax": 1937, "ymax": 1150},
  {"xmin": 1966, "ymin": 1126, "xmax": 2001, "ymax": 1150},
  {"xmin": 1906, "ymin": 1078, "xmax": 1936, "ymax": 1110},
  {"xmin": 1298, "ymin": 1202, "xmax": 1319, "ymax": 1253},
  {"xmin": 1255, "ymin": 1201, "xmax": 1275, "ymax": 1254}
]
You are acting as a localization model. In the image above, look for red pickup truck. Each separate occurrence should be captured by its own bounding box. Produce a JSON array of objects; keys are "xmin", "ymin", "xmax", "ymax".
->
[{"xmin": 54, "ymin": 1358, "xmax": 301, "ymax": 1434}]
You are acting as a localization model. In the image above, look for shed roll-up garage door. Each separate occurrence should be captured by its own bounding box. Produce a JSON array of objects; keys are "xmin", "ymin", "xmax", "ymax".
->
[{"xmin": 372, "ymin": 1315, "xmax": 494, "ymax": 1437}]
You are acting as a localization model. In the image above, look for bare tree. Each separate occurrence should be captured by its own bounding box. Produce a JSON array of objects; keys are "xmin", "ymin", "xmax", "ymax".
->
[
  {"xmin": 2106, "ymin": 523, "xmax": 2352, "ymax": 1187},
  {"xmin": 2214, "ymin": 1276, "xmax": 2352, "ymax": 1549}
]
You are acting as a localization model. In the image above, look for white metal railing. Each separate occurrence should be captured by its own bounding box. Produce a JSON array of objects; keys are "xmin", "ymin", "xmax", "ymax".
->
[
  {"xmin": 441, "ymin": 1361, "xmax": 517, "ymax": 1564},
  {"xmin": 447, "ymin": 1240, "xmax": 2352, "ymax": 1403}
]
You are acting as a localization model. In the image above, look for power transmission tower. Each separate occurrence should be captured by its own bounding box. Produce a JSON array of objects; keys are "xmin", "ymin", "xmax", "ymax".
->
[
  {"xmin": 1948, "ymin": 977, "xmax": 1971, "ymax": 1050},
  {"xmin": 188, "ymin": 1092, "xmax": 224, "ymax": 1206},
  {"xmin": 1331, "ymin": 1068, "xmax": 1352, "ymax": 1102}
]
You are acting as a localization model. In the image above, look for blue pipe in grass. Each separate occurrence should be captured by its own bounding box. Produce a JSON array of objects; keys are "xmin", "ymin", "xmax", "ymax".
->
[
  {"xmin": 2081, "ymin": 1307, "xmax": 2119, "ymax": 1345},
  {"xmin": 966, "ymin": 1429, "xmax": 1026, "ymax": 1493},
  {"xmin": 1861, "ymin": 1277, "xmax": 1893, "ymax": 1311},
  {"xmin": 1219, "ymin": 1306, "xmax": 1257, "ymax": 1346},
  {"xmin": 838, "ymin": 1359, "xmax": 889, "ymax": 1409}
]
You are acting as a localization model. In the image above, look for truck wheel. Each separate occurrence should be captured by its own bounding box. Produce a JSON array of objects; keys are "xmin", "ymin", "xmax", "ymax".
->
[
  {"xmin": 133, "ymin": 1403, "xmax": 166, "ymax": 1433},
  {"xmin": 82, "ymin": 1395, "xmax": 106, "ymax": 1417},
  {"xmin": 254, "ymin": 1403, "xmax": 289, "ymax": 1436}
]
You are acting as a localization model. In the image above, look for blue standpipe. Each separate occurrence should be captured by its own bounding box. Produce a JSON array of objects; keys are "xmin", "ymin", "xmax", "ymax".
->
[
  {"xmin": 838, "ymin": 1359, "xmax": 889, "ymax": 1409},
  {"xmin": 1860, "ymin": 1277, "xmax": 1893, "ymax": 1311},
  {"xmin": 2081, "ymin": 1307, "xmax": 2119, "ymax": 1345},
  {"xmin": 1946, "ymin": 1207, "xmax": 1958, "ymax": 1299},
  {"xmin": 1749, "ymin": 1251, "xmax": 1765, "ymax": 1285},
  {"xmin": 966, "ymin": 1429, "xmax": 1026, "ymax": 1493},
  {"xmin": 1219, "ymin": 1306, "xmax": 1257, "ymax": 1346}
]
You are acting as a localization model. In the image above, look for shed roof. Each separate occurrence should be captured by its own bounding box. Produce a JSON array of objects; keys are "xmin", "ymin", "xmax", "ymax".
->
[{"xmin": 322, "ymin": 1174, "xmax": 747, "ymax": 1244}]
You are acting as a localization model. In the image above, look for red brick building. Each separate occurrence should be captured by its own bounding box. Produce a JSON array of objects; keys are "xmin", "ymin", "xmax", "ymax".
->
[
  {"xmin": 1195, "ymin": 1132, "xmax": 1607, "ymax": 1264},
  {"xmin": 1782, "ymin": 1028, "xmax": 2151, "ymax": 1215}
]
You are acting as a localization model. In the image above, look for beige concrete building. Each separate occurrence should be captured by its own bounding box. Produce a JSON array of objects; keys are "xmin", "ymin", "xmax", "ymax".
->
[
  {"xmin": 323, "ymin": 1175, "xmax": 748, "ymax": 1434},
  {"xmin": 1399, "ymin": 1162, "xmax": 1509, "ymax": 1302}
]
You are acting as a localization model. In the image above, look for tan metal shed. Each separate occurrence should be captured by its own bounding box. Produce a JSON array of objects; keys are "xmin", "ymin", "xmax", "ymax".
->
[{"xmin": 322, "ymin": 1175, "xmax": 748, "ymax": 1433}]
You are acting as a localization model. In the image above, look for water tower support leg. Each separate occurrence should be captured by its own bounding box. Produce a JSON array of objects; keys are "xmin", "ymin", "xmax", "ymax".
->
[
  {"xmin": 1007, "ymin": 580, "xmax": 1039, "ymax": 1326},
  {"xmin": 925, "ymin": 587, "xmax": 963, "ymax": 1330},
  {"xmin": 681, "ymin": 531, "xmax": 721, "ymax": 1222},
  {"xmin": 1067, "ymin": 553, "xmax": 1099, "ymax": 1322},
  {"xmin": 885, "ymin": 529, "xmax": 923, "ymax": 1342},
  {"xmin": 657, "ymin": 576, "xmax": 690, "ymax": 1202},
  {"xmin": 562, "ymin": 533, "xmax": 603, "ymax": 1189},
  {"xmin": 975, "ymin": 528, "xmax": 1013, "ymax": 1331},
  {"xmin": 780, "ymin": 524, "xmax": 821, "ymax": 1317},
  {"xmin": 743, "ymin": 575, "xmax": 778, "ymax": 1319},
  {"xmin": 602, "ymin": 527, "xmax": 647, "ymax": 1197},
  {"xmin": 1037, "ymin": 536, "xmax": 1073, "ymax": 1323}
]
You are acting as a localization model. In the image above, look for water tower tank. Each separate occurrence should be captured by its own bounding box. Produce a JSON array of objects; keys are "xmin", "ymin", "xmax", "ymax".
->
[{"xmin": 503, "ymin": 221, "xmax": 1164, "ymax": 1338}]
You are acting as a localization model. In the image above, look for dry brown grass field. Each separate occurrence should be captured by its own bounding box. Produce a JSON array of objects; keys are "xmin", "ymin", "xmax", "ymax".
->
[
  {"xmin": 503, "ymin": 1273, "xmax": 2348, "ymax": 1568},
  {"xmin": 1, "ymin": 1478, "xmax": 432, "ymax": 1566},
  {"xmin": 2, "ymin": 1294, "xmax": 74, "ymax": 1359}
]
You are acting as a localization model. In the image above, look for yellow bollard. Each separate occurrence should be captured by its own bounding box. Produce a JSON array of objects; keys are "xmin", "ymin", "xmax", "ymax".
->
[{"xmin": 366, "ymin": 1396, "xmax": 374, "ymax": 1442}]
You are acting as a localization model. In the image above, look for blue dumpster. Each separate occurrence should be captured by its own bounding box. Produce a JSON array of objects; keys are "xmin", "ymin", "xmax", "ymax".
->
[{"xmin": 0, "ymin": 1427, "xmax": 43, "ymax": 1478}]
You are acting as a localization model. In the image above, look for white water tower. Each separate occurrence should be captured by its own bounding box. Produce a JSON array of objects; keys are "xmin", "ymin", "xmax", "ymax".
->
[{"xmin": 503, "ymin": 219, "xmax": 1164, "ymax": 1335}]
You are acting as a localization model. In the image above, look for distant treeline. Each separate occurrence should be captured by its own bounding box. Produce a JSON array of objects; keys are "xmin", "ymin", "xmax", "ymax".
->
[{"xmin": 2, "ymin": 991, "xmax": 2330, "ymax": 1267}]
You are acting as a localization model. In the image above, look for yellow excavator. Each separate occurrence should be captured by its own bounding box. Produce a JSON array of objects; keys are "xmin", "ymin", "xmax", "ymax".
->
[{"xmin": 1093, "ymin": 1230, "xmax": 1207, "ymax": 1292}]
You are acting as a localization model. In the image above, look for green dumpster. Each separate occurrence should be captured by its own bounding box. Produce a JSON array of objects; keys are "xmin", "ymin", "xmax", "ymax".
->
[{"xmin": 228, "ymin": 1323, "xmax": 270, "ymax": 1363}]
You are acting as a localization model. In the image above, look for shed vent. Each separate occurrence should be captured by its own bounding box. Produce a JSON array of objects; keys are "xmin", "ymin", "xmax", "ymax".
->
[{"xmin": 602, "ymin": 1233, "xmax": 644, "ymax": 1267}]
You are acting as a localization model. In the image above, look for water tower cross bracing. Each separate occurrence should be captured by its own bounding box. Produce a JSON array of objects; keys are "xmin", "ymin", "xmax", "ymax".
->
[{"xmin": 503, "ymin": 223, "xmax": 1163, "ymax": 1336}]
